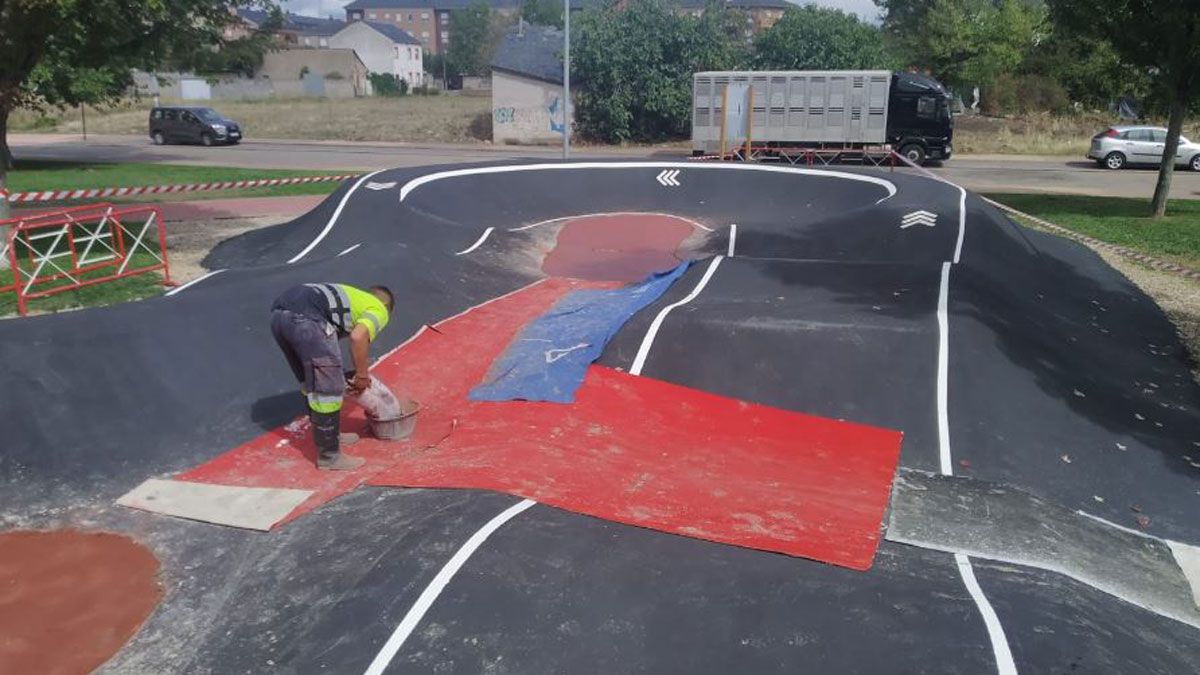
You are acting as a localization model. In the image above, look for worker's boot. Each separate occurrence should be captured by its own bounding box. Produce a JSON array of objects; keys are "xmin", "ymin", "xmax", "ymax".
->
[{"xmin": 311, "ymin": 410, "xmax": 365, "ymax": 471}]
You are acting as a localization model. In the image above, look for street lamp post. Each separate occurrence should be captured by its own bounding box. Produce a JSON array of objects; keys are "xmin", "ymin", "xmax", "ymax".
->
[{"xmin": 562, "ymin": 0, "xmax": 570, "ymax": 159}]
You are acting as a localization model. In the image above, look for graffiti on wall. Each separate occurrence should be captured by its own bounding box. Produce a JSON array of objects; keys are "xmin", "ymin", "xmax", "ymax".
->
[
  {"xmin": 494, "ymin": 107, "xmax": 516, "ymax": 125},
  {"xmin": 547, "ymin": 96, "xmax": 564, "ymax": 134}
]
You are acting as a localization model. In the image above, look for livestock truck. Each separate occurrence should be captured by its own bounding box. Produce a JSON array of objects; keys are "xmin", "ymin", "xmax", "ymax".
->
[{"xmin": 692, "ymin": 70, "xmax": 954, "ymax": 165}]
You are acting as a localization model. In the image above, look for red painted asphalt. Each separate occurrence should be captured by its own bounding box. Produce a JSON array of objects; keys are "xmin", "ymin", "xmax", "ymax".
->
[
  {"xmin": 177, "ymin": 270, "xmax": 903, "ymax": 570},
  {"xmin": 542, "ymin": 213, "xmax": 694, "ymax": 282}
]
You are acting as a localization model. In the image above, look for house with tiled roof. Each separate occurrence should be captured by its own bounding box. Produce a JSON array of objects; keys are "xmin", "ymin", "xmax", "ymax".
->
[
  {"xmin": 330, "ymin": 20, "xmax": 426, "ymax": 86},
  {"xmin": 490, "ymin": 25, "xmax": 570, "ymax": 144}
]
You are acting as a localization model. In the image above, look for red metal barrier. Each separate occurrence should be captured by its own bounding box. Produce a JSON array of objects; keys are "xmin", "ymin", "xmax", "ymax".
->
[{"xmin": 1, "ymin": 203, "xmax": 173, "ymax": 316}]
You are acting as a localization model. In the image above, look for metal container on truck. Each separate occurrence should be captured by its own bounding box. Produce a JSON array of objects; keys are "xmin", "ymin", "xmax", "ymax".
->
[{"xmin": 692, "ymin": 70, "xmax": 953, "ymax": 165}]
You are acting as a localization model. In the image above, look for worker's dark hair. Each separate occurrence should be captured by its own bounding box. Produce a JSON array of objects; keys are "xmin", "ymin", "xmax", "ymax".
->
[{"xmin": 370, "ymin": 285, "xmax": 395, "ymax": 312}]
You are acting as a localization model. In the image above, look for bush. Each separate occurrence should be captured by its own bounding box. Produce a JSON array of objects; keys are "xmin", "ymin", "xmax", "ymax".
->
[
  {"xmin": 369, "ymin": 72, "xmax": 406, "ymax": 97},
  {"xmin": 412, "ymin": 85, "xmax": 440, "ymax": 96},
  {"xmin": 982, "ymin": 73, "xmax": 1069, "ymax": 115}
]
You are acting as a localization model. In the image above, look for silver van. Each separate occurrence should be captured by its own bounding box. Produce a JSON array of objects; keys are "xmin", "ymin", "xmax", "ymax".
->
[{"xmin": 1087, "ymin": 125, "xmax": 1200, "ymax": 171}]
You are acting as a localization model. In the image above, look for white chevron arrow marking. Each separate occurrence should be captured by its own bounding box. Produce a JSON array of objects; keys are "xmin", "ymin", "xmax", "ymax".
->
[
  {"xmin": 655, "ymin": 169, "xmax": 681, "ymax": 187},
  {"xmin": 901, "ymin": 210, "xmax": 938, "ymax": 228}
]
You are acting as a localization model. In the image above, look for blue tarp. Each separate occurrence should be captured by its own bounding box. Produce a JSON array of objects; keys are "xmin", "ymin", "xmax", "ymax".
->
[{"xmin": 469, "ymin": 261, "xmax": 691, "ymax": 403}]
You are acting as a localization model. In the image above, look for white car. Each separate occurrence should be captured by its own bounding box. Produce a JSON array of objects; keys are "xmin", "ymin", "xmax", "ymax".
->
[{"xmin": 1087, "ymin": 126, "xmax": 1200, "ymax": 171}]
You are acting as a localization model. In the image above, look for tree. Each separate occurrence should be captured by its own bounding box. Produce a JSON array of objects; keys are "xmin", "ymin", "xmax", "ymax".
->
[
  {"xmin": 0, "ymin": 0, "xmax": 257, "ymax": 217},
  {"xmin": 448, "ymin": 1, "xmax": 497, "ymax": 77},
  {"xmin": 754, "ymin": 6, "xmax": 893, "ymax": 71},
  {"xmin": 875, "ymin": 0, "xmax": 1044, "ymax": 92},
  {"xmin": 521, "ymin": 0, "xmax": 563, "ymax": 29},
  {"xmin": 573, "ymin": 0, "xmax": 746, "ymax": 143},
  {"xmin": 1048, "ymin": 0, "xmax": 1199, "ymax": 217},
  {"xmin": 1021, "ymin": 31, "xmax": 1151, "ymax": 109}
]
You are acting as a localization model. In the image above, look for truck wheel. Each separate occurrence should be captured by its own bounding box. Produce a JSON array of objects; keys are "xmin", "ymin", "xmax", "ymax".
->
[
  {"xmin": 152, "ymin": 131, "xmax": 166, "ymax": 146},
  {"xmin": 899, "ymin": 144, "xmax": 926, "ymax": 166},
  {"xmin": 200, "ymin": 133, "xmax": 214, "ymax": 147},
  {"xmin": 1104, "ymin": 152, "xmax": 1126, "ymax": 170}
]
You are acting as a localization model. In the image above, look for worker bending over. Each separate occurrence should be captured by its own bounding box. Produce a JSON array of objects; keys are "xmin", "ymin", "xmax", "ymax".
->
[{"xmin": 270, "ymin": 282, "xmax": 394, "ymax": 470}]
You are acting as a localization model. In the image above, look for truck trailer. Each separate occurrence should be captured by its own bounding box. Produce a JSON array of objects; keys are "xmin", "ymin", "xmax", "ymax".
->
[{"xmin": 692, "ymin": 70, "xmax": 954, "ymax": 165}]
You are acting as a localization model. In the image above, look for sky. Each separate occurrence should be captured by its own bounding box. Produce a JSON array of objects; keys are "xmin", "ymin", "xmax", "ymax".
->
[{"xmin": 279, "ymin": 0, "xmax": 882, "ymax": 23}]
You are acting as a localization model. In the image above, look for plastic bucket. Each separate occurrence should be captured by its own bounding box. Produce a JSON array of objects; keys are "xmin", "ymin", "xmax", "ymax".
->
[{"xmin": 369, "ymin": 399, "xmax": 420, "ymax": 440}]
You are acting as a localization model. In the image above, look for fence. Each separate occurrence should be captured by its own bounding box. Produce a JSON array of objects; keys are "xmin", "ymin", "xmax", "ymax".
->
[{"xmin": 1, "ymin": 203, "xmax": 173, "ymax": 315}]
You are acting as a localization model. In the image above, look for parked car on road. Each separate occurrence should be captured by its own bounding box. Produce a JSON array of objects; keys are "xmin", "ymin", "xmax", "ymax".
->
[
  {"xmin": 1088, "ymin": 125, "xmax": 1200, "ymax": 171},
  {"xmin": 149, "ymin": 106, "xmax": 242, "ymax": 146}
]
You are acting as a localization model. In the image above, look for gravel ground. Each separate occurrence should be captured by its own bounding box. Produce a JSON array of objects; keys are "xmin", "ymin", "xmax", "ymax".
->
[
  {"xmin": 1096, "ymin": 249, "xmax": 1200, "ymax": 381},
  {"xmin": 164, "ymin": 216, "xmax": 289, "ymax": 283}
]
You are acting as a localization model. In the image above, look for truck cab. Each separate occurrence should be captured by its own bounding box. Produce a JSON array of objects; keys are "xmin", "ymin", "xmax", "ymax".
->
[{"xmin": 887, "ymin": 71, "xmax": 954, "ymax": 164}]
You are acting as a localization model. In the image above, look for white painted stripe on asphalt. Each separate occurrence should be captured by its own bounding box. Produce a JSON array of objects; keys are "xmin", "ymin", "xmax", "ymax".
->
[
  {"xmin": 398, "ymin": 162, "xmax": 898, "ymax": 204},
  {"xmin": 164, "ymin": 268, "xmax": 226, "ymax": 297},
  {"xmin": 363, "ymin": 498, "xmax": 536, "ymax": 675},
  {"xmin": 287, "ymin": 169, "xmax": 385, "ymax": 264},
  {"xmin": 937, "ymin": 261, "xmax": 953, "ymax": 475},
  {"xmin": 954, "ymin": 185, "xmax": 967, "ymax": 264},
  {"xmin": 955, "ymin": 553, "xmax": 1018, "ymax": 675},
  {"xmin": 1075, "ymin": 510, "xmax": 1160, "ymax": 541},
  {"xmin": 727, "ymin": 224, "xmax": 737, "ymax": 257},
  {"xmin": 455, "ymin": 227, "xmax": 495, "ymax": 255},
  {"xmin": 937, "ymin": 260, "xmax": 1017, "ymax": 675},
  {"xmin": 629, "ymin": 256, "xmax": 724, "ymax": 377},
  {"xmin": 338, "ymin": 243, "xmax": 362, "ymax": 257},
  {"xmin": 508, "ymin": 211, "xmax": 714, "ymax": 233}
]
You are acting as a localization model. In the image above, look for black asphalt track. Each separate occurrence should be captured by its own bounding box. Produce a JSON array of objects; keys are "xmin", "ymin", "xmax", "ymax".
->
[{"xmin": 2, "ymin": 160, "xmax": 1198, "ymax": 673}]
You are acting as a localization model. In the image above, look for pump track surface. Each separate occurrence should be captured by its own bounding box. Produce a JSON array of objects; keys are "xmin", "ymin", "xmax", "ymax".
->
[{"xmin": 3, "ymin": 160, "xmax": 1200, "ymax": 674}]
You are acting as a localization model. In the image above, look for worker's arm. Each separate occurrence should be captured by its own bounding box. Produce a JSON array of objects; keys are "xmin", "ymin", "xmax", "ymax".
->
[{"xmin": 348, "ymin": 323, "xmax": 372, "ymax": 394}]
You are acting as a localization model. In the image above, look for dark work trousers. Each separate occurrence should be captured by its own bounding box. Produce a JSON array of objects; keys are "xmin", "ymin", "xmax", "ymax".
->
[{"xmin": 270, "ymin": 309, "xmax": 345, "ymax": 459}]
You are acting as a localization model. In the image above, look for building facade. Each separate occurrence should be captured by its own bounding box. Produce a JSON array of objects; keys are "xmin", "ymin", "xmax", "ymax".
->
[
  {"xmin": 490, "ymin": 25, "xmax": 571, "ymax": 144},
  {"xmin": 343, "ymin": 0, "xmax": 519, "ymax": 54},
  {"xmin": 330, "ymin": 20, "xmax": 425, "ymax": 86}
]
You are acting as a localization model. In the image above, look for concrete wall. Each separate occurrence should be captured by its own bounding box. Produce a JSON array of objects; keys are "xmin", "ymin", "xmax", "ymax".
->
[
  {"xmin": 259, "ymin": 49, "xmax": 369, "ymax": 95},
  {"xmin": 134, "ymin": 69, "xmax": 367, "ymax": 101},
  {"xmin": 491, "ymin": 70, "xmax": 571, "ymax": 144}
]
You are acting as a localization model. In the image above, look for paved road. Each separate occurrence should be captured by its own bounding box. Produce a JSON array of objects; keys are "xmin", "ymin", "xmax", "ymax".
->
[{"xmin": 10, "ymin": 133, "xmax": 1200, "ymax": 199}]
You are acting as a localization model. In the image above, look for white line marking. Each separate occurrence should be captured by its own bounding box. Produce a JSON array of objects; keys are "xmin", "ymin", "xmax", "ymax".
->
[
  {"xmin": 954, "ymin": 186, "xmax": 967, "ymax": 264},
  {"xmin": 1075, "ymin": 510, "xmax": 1160, "ymax": 541},
  {"xmin": 893, "ymin": 153, "xmax": 967, "ymax": 264},
  {"xmin": 629, "ymin": 256, "xmax": 724, "ymax": 376},
  {"xmin": 288, "ymin": 169, "xmax": 385, "ymax": 264},
  {"xmin": 727, "ymin": 224, "xmax": 737, "ymax": 257},
  {"xmin": 399, "ymin": 162, "xmax": 897, "ymax": 204},
  {"xmin": 937, "ymin": 260, "xmax": 1017, "ymax": 674},
  {"xmin": 955, "ymin": 553, "xmax": 1018, "ymax": 675},
  {"xmin": 508, "ymin": 211, "xmax": 714, "ymax": 233},
  {"xmin": 363, "ymin": 498, "xmax": 536, "ymax": 675},
  {"xmin": 165, "ymin": 269, "xmax": 226, "ymax": 297},
  {"xmin": 937, "ymin": 261, "xmax": 953, "ymax": 475},
  {"xmin": 455, "ymin": 227, "xmax": 495, "ymax": 255},
  {"xmin": 338, "ymin": 243, "xmax": 361, "ymax": 257}
]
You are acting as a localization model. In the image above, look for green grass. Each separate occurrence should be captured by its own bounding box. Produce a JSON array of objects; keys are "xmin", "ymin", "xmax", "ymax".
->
[
  {"xmin": 0, "ymin": 251, "xmax": 168, "ymax": 316},
  {"xmin": 985, "ymin": 193, "xmax": 1200, "ymax": 269},
  {"xmin": 5, "ymin": 160, "xmax": 349, "ymax": 201}
]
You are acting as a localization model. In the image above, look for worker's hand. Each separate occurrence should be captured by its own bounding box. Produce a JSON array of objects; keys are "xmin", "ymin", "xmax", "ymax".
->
[{"xmin": 347, "ymin": 373, "xmax": 371, "ymax": 396}]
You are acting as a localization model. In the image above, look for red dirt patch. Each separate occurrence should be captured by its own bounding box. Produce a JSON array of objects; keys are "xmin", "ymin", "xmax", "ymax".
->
[
  {"xmin": 542, "ymin": 213, "xmax": 695, "ymax": 281},
  {"xmin": 0, "ymin": 530, "xmax": 161, "ymax": 675}
]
